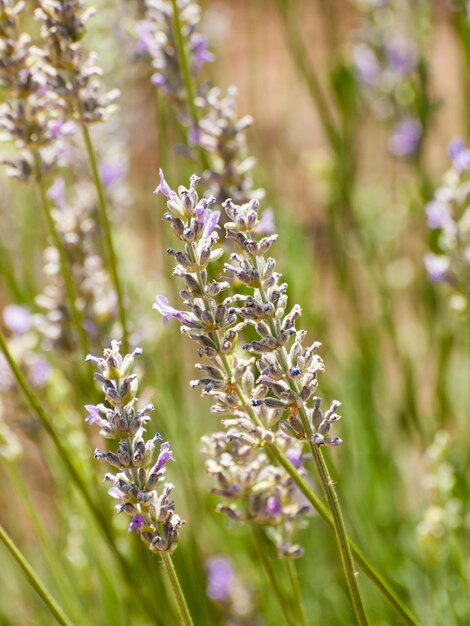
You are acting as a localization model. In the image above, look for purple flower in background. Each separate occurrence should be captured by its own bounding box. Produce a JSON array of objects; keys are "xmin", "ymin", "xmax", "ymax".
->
[
  {"xmin": 128, "ymin": 514, "xmax": 145, "ymax": 533},
  {"xmin": 191, "ymin": 34, "xmax": 214, "ymax": 70},
  {"xmin": 253, "ymin": 208, "xmax": 275, "ymax": 235},
  {"xmin": 154, "ymin": 168, "xmax": 172, "ymax": 198},
  {"xmin": 425, "ymin": 201, "xmax": 452, "ymax": 230},
  {"xmin": 155, "ymin": 441, "xmax": 175, "ymax": 471},
  {"xmin": 48, "ymin": 119, "xmax": 76, "ymax": 139},
  {"xmin": 448, "ymin": 139, "xmax": 470, "ymax": 172},
  {"xmin": 3, "ymin": 305, "xmax": 31, "ymax": 335},
  {"xmin": 388, "ymin": 119, "xmax": 421, "ymax": 158},
  {"xmin": 385, "ymin": 36, "xmax": 417, "ymax": 76},
  {"xmin": 135, "ymin": 20, "xmax": 155, "ymax": 55},
  {"xmin": 28, "ymin": 356, "xmax": 51, "ymax": 387},
  {"xmin": 286, "ymin": 447, "xmax": 303, "ymax": 468},
  {"xmin": 99, "ymin": 162, "xmax": 126, "ymax": 189},
  {"xmin": 189, "ymin": 125, "xmax": 201, "ymax": 146},
  {"xmin": 47, "ymin": 178, "xmax": 66, "ymax": 208},
  {"xmin": 153, "ymin": 295, "xmax": 191, "ymax": 325},
  {"xmin": 265, "ymin": 496, "xmax": 282, "ymax": 515},
  {"xmin": 353, "ymin": 44, "xmax": 380, "ymax": 86},
  {"xmin": 151, "ymin": 73, "xmax": 167, "ymax": 88},
  {"xmin": 206, "ymin": 556, "xmax": 234, "ymax": 602},
  {"xmin": 84, "ymin": 404, "xmax": 108, "ymax": 429},
  {"xmin": 424, "ymin": 254, "xmax": 449, "ymax": 283}
]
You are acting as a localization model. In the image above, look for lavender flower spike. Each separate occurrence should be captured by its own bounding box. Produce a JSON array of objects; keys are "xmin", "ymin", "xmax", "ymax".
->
[{"xmin": 85, "ymin": 341, "xmax": 185, "ymax": 553}]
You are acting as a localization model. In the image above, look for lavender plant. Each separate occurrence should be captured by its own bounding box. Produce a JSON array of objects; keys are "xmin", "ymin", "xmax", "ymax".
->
[
  {"xmin": 84, "ymin": 340, "xmax": 193, "ymax": 624},
  {"xmin": 152, "ymin": 170, "xmax": 373, "ymax": 624},
  {"xmin": 353, "ymin": 0, "xmax": 431, "ymax": 160},
  {"xmin": 129, "ymin": 0, "xmax": 263, "ymax": 204},
  {"xmin": 424, "ymin": 140, "xmax": 470, "ymax": 308}
]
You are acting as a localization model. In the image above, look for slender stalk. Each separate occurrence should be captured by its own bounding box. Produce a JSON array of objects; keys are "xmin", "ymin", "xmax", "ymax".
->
[
  {"xmin": 170, "ymin": 0, "xmax": 211, "ymax": 171},
  {"xmin": 247, "ymin": 521, "xmax": 297, "ymax": 626},
  {"xmin": 0, "ymin": 330, "xmax": 155, "ymax": 619},
  {"xmin": 0, "ymin": 524, "xmax": 73, "ymax": 626},
  {"xmin": 285, "ymin": 556, "xmax": 309, "ymax": 626},
  {"xmin": 80, "ymin": 124, "xmax": 129, "ymax": 353},
  {"xmin": 33, "ymin": 153, "xmax": 89, "ymax": 357},
  {"xmin": 160, "ymin": 552, "xmax": 194, "ymax": 626}
]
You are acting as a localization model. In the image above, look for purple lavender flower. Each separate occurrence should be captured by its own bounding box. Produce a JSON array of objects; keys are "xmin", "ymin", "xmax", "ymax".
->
[
  {"xmin": 3, "ymin": 305, "xmax": 31, "ymax": 335},
  {"xmin": 388, "ymin": 118, "xmax": 421, "ymax": 158},
  {"xmin": 108, "ymin": 484, "xmax": 126, "ymax": 500},
  {"xmin": 155, "ymin": 441, "xmax": 175, "ymax": 471},
  {"xmin": 385, "ymin": 36, "xmax": 417, "ymax": 76},
  {"xmin": 128, "ymin": 514, "xmax": 145, "ymax": 533},
  {"xmin": 153, "ymin": 295, "xmax": 191, "ymax": 325},
  {"xmin": 424, "ymin": 254, "xmax": 450, "ymax": 283},
  {"xmin": 154, "ymin": 168, "xmax": 172, "ymax": 198},
  {"xmin": 286, "ymin": 447, "xmax": 303, "ymax": 468},
  {"xmin": 448, "ymin": 139, "xmax": 470, "ymax": 172},
  {"xmin": 191, "ymin": 34, "xmax": 214, "ymax": 70},
  {"xmin": 84, "ymin": 404, "xmax": 108, "ymax": 429},
  {"xmin": 425, "ymin": 201, "xmax": 451, "ymax": 230},
  {"xmin": 135, "ymin": 20, "xmax": 156, "ymax": 56},
  {"xmin": 206, "ymin": 556, "xmax": 234, "ymax": 602},
  {"xmin": 353, "ymin": 44, "xmax": 380, "ymax": 86},
  {"xmin": 27, "ymin": 356, "xmax": 51, "ymax": 387},
  {"xmin": 47, "ymin": 119, "xmax": 77, "ymax": 139},
  {"xmin": 99, "ymin": 162, "xmax": 126, "ymax": 189},
  {"xmin": 202, "ymin": 209, "xmax": 220, "ymax": 239},
  {"xmin": 253, "ymin": 208, "xmax": 275, "ymax": 235},
  {"xmin": 266, "ymin": 496, "xmax": 282, "ymax": 515},
  {"xmin": 47, "ymin": 177, "xmax": 66, "ymax": 208}
]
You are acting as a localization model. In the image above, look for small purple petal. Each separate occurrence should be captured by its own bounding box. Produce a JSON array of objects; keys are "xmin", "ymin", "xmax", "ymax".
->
[
  {"xmin": 206, "ymin": 556, "xmax": 234, "ymax": 602},
  {"xmin": 151, "ymin": 73, "xmax": 167, "ymax": 88},
  {"xmin": 128, "ymin": 514, "xmax": 145, "ymax": 533},
  {"xmin": 202, "ymin": 209, "xmax": 220, "ymax": 239},
  {"xmin": 191, "ymin": 34, "xmax": 214, "ymax": 70},
  {"xmin": 265, "ymin": 496, "xmax": 282, "ymax": 515},
  {"xmin": 47, "ymin": 178, "xmax": 66, "ymax": 208},
  {"xmin": 353, "ymin": 44, "xmax": 380, "ymax": 85},
  {"xmin": 153, "ymin": 295, "xmax": 191, "ymax": 325},
  {"xmin": 154, "ymin": 168, "xmax": 172, "ymax": 198},
  {"xmin": 99, "ymin": 162, "xmax": 126, "ymax": 189},
  {"xmin": 108, "ymin": 484, "xmax": 126, "ymax": 500},
  {"xmin": 189, "ymin": 125, "xmax": 201, "ymax": 146},
  {"xmin": 389, "ymin": 119, "xmax": 421, "ymax": 158},
  {"xmin": 286, "ymin": 447, "xmax": 303, "ymax": 468},
  {"xmin": 424, "ymin": 253, "xmax": 450, "ymax": 283},
  {"xmin": 155, "ymin": 441, "xmax": 175, "ymax": 471},
  {"xmin": 27, "ymin": 356, "xmax": 51, "ymax": 387},
  {"xmin": 84, "ymin": 404, "xmax": 108, "ymax": 429},
  {"xmin": 448, "ymin": 138, "xmax": 470, "ymax": 171},
  {"xmin": 48, "ymin": 119, "xmax": 76, "ymax": 139},
  {"xmin": 425, "ymin": 201, "xmax": 452, "ymax": 229},
  {"xmin": 3, "ymin": 305, "xmax": 31, "ymax": 334},
  {"xmin": 253, "ymin": 208, "xmax": 275, "ymax": 235}
]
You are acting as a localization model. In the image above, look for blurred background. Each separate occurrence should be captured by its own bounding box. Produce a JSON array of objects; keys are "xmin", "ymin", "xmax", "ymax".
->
[{"xmin": 0, "ymin": 0, "xmax": 469, "ymax": 624}]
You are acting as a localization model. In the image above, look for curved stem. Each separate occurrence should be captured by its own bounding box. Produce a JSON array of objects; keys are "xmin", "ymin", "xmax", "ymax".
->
[
  {"xmin": 0, "ymin": 524, "xmax": 73, "ymax": 626},
  {"xmin": 247, "ymin": 521, "xmax": 297, "ymax": 626},
  {"xmin": 285, "ymin": 557, "xmax": 309, "ymax": 626},
  {"xmin": 160, "ymin": 552, "xmax": 194, "ymax": 626},
  {"xmin": 33, "ymin": 153, "xmax": 89, "ymax": 357},
  {"xmin": 170, "ymin": 0, "xmax": 211, "ymax": 171},
  {"xmin": 80, "ymin": 124, "xmax": 129, "ymax": 353}
]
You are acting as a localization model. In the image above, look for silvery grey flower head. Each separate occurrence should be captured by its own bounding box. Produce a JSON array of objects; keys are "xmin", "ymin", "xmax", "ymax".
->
[
  {"xmin": 130, "ymin": 0, "xmax": 263, "ymax": 204},
  {"xmin": 34, "ymin": 178, "xmax": 116, "ymax": 352},
  {"xmin": 85, "ymin": 340, "xmax": 185, "ymax": 553},
  {"xmin": 34, "ymin": 0, "xmax": 119, "ymax": 124},
  {"xmin": 0, "ymin": 1, "xmax": 68, "ymax": 178},
  {"xmin": 424, "ymin": 140, "xmax": 470, "ymax": 309},
  {"xmin": 352, "ymin": 0, "xmax": 427, "ymax": 158},
  {"xmin": 202, "ymin": 430, "xmax": 309, "ymax": 559}
]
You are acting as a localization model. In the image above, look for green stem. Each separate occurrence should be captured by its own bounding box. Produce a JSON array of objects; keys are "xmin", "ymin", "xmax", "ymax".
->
[
  {"xmin": 170, "ymin": 0, "xmax": 211, "ymax": 171},
  {"xmin": 247, "ymin": 521, "xmax": 297, "ymax": 626},
  {"xmin": 0, "ymin": 524, "xmax": 73, "ymax": 626},
  {"xmin": 285, "ymin": 557, "xmax": 309, "ymax": 626},
  {"xmin": 33, "ymin": 153, "xmax": 89, "ymax": 357},
  {"xmin": 160, "ymin": 552, "xmax": 194, "ymax": 626},
  {"xmin": 80, "ymin": 124, "xmax": 129, "ymax": 353}
]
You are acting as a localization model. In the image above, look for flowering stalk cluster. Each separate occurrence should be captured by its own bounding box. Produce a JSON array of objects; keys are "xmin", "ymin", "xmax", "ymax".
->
[
  {"xmin": 85, "ymin": 340, "xmax": 185, "ymax": 553},
  {"xmin": 35, "ymin": 178, "xmax": 116, "ymax": 351},
  {"xmin": 153, "ymin": 171, "xmax": 344, "ymax": 556},
  {"xmin": 0, "ymin": 0, "xmax": 71, "ymax": 179},
  {"xmin": 202, "ymin": 430, "xmax": 309, "ymax": 559},
  {"xmin": 130, "ymin": 0, "xmax": 262, "ymax": 204},
  {"xmin": 424, "ymin": 140, "xmax": 470, "ymax": 308},
  {"xmin": 352, "ymin": 0, "xmax": 430, "ymax": 158},
  {"xmin": 34, "ymin": 0, "xmax": 119, "ymax": 125}
]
